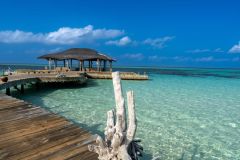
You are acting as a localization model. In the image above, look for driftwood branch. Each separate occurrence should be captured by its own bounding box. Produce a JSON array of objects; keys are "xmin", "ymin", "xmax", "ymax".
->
[{"xmin": 88, "ymin": 71, "xmax": 140, "ymax": 160}]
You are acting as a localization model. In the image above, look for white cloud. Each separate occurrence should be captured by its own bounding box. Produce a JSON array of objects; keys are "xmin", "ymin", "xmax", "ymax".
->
[
  {"xmin": 0, "ymin": 25, "xmax": 124, "ymax": 45},
  {"xmin": 186, "ymin": 49, "xmax": 210, "ymax": 53},
  {"xmin": 24, "ymin": 47, "xmax": 63, "ymax": 54},
  {"xmin": 213, "ymin": 48, "xmax": 224, "ymax": 53},
  {"xmin": 143, "ymin": 36, "xmax": 174, "ymax": 48},
  {"xmin": 106, "ymin": 36, "xmax": 132, "ymax": 46},
  {"xmin": 123, "ymin": 53, "xmax": 144, "ymax": 60},
  {"xmin": 195, "ymin": 56, "xmax": 214, "ymax": 62},
  {"xmin": 0, "ymin": 30, "xmax": 44, "ymax": 43},
  {"xmin": 148, "ymin": 55, "xmax": 159, "ymax": 61},
  {"xmin": 149, "ymin": 56, "xmax": 231, "ymax": 62},
  {"xmin": 229, "ymin": 42, "xmax": 240, "ymax": 53},
  {"xmin": 186, "ymin": 48, "xmax": 225, "ymax": 53}
]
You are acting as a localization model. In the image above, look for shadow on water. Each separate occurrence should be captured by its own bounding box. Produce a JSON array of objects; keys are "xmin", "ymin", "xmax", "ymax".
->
[{"xmin": 178, "ymin": 144, "xmax": 205, "ymax": 160}]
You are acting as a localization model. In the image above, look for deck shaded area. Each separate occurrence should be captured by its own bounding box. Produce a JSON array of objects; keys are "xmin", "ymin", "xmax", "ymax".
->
[{"xmin": 0, "ymin": 93, "xmax": 98, "ymax": 160}]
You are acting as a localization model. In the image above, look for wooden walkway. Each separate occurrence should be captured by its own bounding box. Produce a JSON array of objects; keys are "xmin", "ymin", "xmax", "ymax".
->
[
  {"xmin": 86, "ymin": 72, "xmax": 148, "ymax": 80},
  {"xmin": 0, "ymin": 93, "xmax": 98, "ymax": 160}
]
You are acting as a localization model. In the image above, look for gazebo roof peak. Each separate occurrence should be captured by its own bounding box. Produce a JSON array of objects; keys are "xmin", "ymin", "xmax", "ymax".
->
[{"xmin": 38, "ymin": 48, "xmax": 116, "ymax": 61}]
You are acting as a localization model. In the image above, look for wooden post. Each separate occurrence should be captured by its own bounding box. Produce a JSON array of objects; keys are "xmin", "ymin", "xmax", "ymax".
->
[
  {"xmin": 66, "ymin": 59, "xmax": 69, "ymax": 68},
  {"xmin": 48, "ymin": 59, "xmax": 51, "ymax": 70},
  {"xmin": 6, "ymin": 88, "xmax": 10, "ymax": 95},
  {"xmin": 36, "ymin": 82, "xmax": 40, "ymax": 90},
  {"xmin": 109, "ymin": 61, "xmax": 112, "ymax": 72},
  {"xmin": 20, "ymin": 84, "xmax": 24, "ymax": 94},
  {"xmin": 99, "ymin": 60, "xmax": 102, "ymax": 72},
  {"xmin": 53, "ymin": 60, "xmax": 56, "ymax": 69},
  {"xmin": 64, "ymin": 60, "xmax": 66, "ymax": 67},
  {"xmin": 70, "ymin": 59, "xmax": 73, "ymax": 69},
  {"xmin": 103, "ymin": 60, "xmax": 106, "ymax": 71},
  {"xmin": 88, "ymin": 60, "xmax": 91, "ymax": 71},
  {"xmin": 97, "ymin": 59, "xmax": 100, "ymax": 72},
  {"xmin": 79, "ymin": 61, "xmax": 82, "ymax": 71},
  {"xmin": 82, "ymin": 61, "xmax": 85, "ymax": 71}
]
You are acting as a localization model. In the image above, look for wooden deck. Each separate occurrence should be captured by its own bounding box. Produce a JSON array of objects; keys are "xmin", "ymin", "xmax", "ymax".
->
[
  {"xmin": 15, "ymin": 70, "xmax": 149, "ymax": 80},
  {"xmin": 0, "ymin": 74, "xmax": 87, "ymax": 93},
  {"xmin": 0, "ymin": 93, "xmax": 98, "ymax": 160},
  {"xmin": 86, "ymin": 72, "xmax": 148, "ymax": 80}
]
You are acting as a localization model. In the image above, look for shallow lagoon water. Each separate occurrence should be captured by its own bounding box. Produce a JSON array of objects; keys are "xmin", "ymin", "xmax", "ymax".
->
[{"xmin": 2, "ymin": 66, "xmax": 240, "ymax": 159}]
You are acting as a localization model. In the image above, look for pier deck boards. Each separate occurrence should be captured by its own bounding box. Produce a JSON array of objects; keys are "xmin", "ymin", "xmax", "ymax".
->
[{"xmin": 0, "ymin": 94, "xmax": 97, "ymax": 160}]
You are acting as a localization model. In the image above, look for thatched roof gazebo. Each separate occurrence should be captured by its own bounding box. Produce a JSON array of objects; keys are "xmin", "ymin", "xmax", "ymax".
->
[{"xmin": 38, "ymin": 48, "xmax": 116, "ymax": 72}]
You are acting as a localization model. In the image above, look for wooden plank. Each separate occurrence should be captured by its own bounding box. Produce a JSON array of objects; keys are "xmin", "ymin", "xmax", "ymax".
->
[
  {"xmin": 0, "ymin": 114, "xmax": 62, "ymax": 135},
  {"xmin": 0, "ymin": 93, "xmax": 97, "ymax": 160},
  {"xmin": 7, "ymin": 131, "xmax": 90, "ymax": 160},
  {"xmin": 0, "ymin": 122, "xmax": 72, "ymax": 149},
  {"xmin": 1, "ymin": 125, "xmax": 81, "ymax": 158}
]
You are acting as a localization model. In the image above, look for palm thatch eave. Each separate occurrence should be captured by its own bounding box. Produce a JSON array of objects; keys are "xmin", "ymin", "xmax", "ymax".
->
[{"xmin": 38, "ymin": 48, "xmax": 116, "ymax": 62}]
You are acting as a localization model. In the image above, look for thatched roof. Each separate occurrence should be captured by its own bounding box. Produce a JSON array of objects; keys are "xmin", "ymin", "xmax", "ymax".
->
[{"xmin": 38, "ymin": 48, "xmax": 116, "ymax": 61}]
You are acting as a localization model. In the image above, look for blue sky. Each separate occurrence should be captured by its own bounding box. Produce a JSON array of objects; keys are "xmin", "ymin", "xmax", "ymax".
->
[{"xmin": 0, "ymin": 0, "xmax": 240, "ymax": 68}]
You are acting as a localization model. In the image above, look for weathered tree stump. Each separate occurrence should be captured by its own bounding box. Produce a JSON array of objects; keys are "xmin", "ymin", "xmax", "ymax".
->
[{"xmin": 88, "ymin": 71, "xmax": 142, "ymax": 160}]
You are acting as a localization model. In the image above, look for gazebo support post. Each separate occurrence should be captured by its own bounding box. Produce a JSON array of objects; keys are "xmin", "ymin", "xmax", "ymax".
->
[
  {"xmin": 109, "ymin": 61, "xmax": 112, "ymax": 72},
  {"xmin": 48, "ymin": 59, "xmax": 51, "ymax": 70},
  {"xmin": 103, "ymin": 60, "xmax": 106, "ymax": 71},
  {"xmin": 82, "ymin": 60, "xmax": 85, "ymax": 72},
  {"xmin": 79, "ymin": 61, "xmax": 81, "ymax": 71},
  {"xmin": 53, "ymin": 60, "xmax": 56, "ymax": 69},
  {"xmin": 70, "ymin": 59, "xmax": 73, "ymax": 69},
  {"xmin": 88, "ymin": 60, "xmax": 91, "ymax": 71},
  {"xmin": 63, "ymin": 60, "xmax": 66, "ymax": 67},
  {"xmin": 97, "ymin": 59, "xmax": 100, "ymax": 72},
  {"xmin": 99, "ymin": 60, "xmax": 102, "ymax": 72},
  {"xmin": 66, "ymin": 59, "xmax": 69, "ymax": 68}
]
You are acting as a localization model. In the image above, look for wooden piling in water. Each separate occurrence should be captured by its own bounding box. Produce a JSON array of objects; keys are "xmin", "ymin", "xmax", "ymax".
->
[
  {"xmin": 21, "ymin": 84, "xmax": 24, "ymax": 93},
  {"xmin": 6, "ymin": 87, "xmax": 10, "ymax": 95}
]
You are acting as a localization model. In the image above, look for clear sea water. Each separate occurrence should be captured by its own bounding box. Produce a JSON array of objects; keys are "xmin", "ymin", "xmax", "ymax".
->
[{"xmin": 1, "ymin": 65, "xmax": 240, "ymax": 159}]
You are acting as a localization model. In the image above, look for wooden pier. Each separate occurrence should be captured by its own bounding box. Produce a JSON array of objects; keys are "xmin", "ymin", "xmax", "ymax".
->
[
  {"xmin": 14, "ymin": 70, "xmax": 149, "ymax": 80},
  {"xmin": 86, "ymin": 72, "xmax": 148, "ymax": 80},
  {"xmin": 0, "ymin": 75, "xmax": 98, "ymax": 160},
  {"xmin": 0, "ymin": 73, "xmax": 87, "ymax": 95}
]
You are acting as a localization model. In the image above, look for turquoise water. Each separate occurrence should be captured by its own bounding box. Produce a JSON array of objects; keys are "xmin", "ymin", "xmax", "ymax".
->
[{"xmin": 2, "ymin": 66, "xmax": 240, "ymax": 159}]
